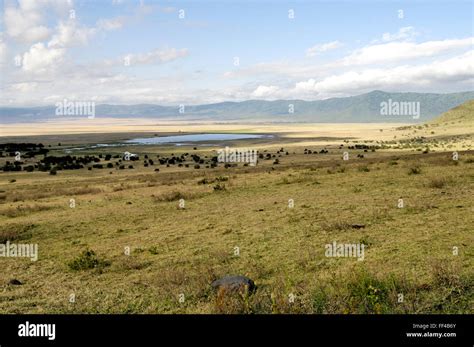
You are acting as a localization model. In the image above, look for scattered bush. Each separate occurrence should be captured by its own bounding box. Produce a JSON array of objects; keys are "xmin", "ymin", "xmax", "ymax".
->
[
  {"xmin": 67, "ymin": 249, "xmax": 110, "ymax": 271},
  {"xmin": 408, "ymin": 166, "xmax": 421, "ymax": 175},
  {"xmin": 427, "ymin": 177, "xmax": 449, "ymax": 189},
  {"xmin": 148, "ymin": 246, "xmax": 159, "ymax": 255},
  {"xmin": 213, "ymin": 183, "xmax": 226, "ymax": 191}
]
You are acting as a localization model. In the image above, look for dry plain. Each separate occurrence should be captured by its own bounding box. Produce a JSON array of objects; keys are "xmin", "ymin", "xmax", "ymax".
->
[{"xmin": 0, "ymin": 103, "xmax": 473, "ymax": 314}]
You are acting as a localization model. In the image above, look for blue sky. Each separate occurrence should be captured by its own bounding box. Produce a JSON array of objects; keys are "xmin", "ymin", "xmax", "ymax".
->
[{"xmin": 0, "ymin": 0, "xmax": 473, "ymax": 106}]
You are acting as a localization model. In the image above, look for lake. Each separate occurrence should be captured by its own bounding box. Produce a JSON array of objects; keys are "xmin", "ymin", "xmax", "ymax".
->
[
  {"xmin": 124, "ymin": 133, "xmax": 269, "ymax": 145},
  {"xmin": 64, "ymin": 133, "xmax": 271, "ymax": 152}
]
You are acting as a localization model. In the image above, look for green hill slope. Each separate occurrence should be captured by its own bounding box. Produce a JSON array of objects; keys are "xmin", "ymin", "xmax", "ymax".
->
[{"xmin": 429, "ymin": 99, "xmax": 474, "ymax": 126}]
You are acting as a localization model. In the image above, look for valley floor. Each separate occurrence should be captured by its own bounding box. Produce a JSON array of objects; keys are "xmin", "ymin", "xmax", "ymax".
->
[{"xmin": 0, "ymin": 124, "xmax": 473, "ymax": 313}]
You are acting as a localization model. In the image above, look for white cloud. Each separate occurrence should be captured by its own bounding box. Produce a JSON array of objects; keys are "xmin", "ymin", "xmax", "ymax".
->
[
  {"xmin": 227, "ymin": 34, "xmax": 473, "ymax": 81},
  {"xmin": 0, "ymin": 34, "xmax": 7, "ymax": 65},
  {"xmin": 380, "ymin": 26, "xmax": 418, "ymax": 42},
  {"xmin": 6, "ymin": 49, "xmax": 472, "ymax": 105},
  {"xmin": 48, "ymin": 21, "xmax": 96, "ymax": 48},
  {"xmin": 17, "ymin": 0, "xmax": 71, "ymax": 12},
  {"xmin": 4, "ymin": 0, "xmax": 73, "ymax": 43},
  {"xmin": 0, "ymin": 1, "xmax": 190, "ymax": 105},
  {"xmin": 21, "ymin": 42, "xmax": 65, "ymax": 73},
  {"xmin": 18, "ymin": 20, "xmax": 94, "ymax": 74},
  {"xmin": 106, "ymin": 48, "xmax": 189, "ymax": 66},
  {"xmin": 19, "ymin": 26, "xmax": 51, "ymax": 44},
  {"xmin": 306, "ymin": 41, "xmax": 343, "ymax": 57},
  {"xmin": 340, "ymin": 37, "xmax": 473, "ymax": 66},
  {"xmin": 2, "ymin": 8, "xmax": 473, "ymax": 107},
  {"xmin": 10, "ymin": 82, "xmax": 39, "ymax": 93},
  {"xmin": 293, "ymin": 50, "xmax": 474, "ymax": 97},
  {"xmin": 4, "ymin": 7, "xmax": 51, "ymax": 43},
  {"xmin": 252, "ymin": 85, "xmax": 280, "ymax": 98},
  {"xmin": 17, "ymin": 16, "xmax": 127, "ymax": 75}
]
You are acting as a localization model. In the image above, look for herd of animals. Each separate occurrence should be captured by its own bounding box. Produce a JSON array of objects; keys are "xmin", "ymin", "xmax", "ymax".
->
[{"xmin": 0, "ymin": 142, "xmax": 381, "ymax": 174}]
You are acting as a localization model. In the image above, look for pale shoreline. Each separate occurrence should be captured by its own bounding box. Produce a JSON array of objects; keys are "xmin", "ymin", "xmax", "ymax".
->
[{"xmin": 0, "ymin": 118, "xmax": 410, "ymax": 138}]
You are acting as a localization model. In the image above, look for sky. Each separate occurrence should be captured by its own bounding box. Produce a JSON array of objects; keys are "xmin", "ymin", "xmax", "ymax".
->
[{"xmin": 0, "ymin": 0, "xmax": 473, "ymax": 106}]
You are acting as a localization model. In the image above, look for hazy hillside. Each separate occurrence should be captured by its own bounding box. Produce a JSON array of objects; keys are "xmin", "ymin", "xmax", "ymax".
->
[
  {"xmin": 1, "ymin": 90, "xmax": 473, "ymax": 124},
  {"xmin": 429, "ymin": 99, "xmax": 474, "ymax": 126}
]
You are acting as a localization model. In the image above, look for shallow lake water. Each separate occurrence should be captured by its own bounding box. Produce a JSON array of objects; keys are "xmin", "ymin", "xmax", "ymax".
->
[
  {"xmin": 64, "ymin": 133, "xmax": 271, "ymax": 152},
  {"xmin": 124, "ymin": 133, "xmax": 269, "ymax": 145}
]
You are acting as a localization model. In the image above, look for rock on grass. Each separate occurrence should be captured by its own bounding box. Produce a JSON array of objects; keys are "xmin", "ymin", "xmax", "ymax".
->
[{"xmin": 211, "ymin": 275, "xmax": 256, "ymax": 294}]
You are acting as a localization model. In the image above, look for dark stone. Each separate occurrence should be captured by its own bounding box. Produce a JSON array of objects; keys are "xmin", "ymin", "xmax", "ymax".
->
[
  {"xmin": 351, "ymin": 224, "xmax": 366, "ymax": 229},
  {"xmin": 9, "ymin": 279, "xmax": 22, "ymax": 285},
  {"xmin": 211, "ymin": 275, "xmax": 256, "ymax": 294}
]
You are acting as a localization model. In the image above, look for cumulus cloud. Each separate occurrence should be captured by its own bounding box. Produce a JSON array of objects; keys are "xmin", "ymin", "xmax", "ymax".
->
[
  {"xmin": 293, "ymin": 50, "xmax": 474, "ymax": 97},
  {"xmin": 2, "ymin": 5, "xmax": 473, "ymax": 107},
  {"xmin": 18, "ymin": 20, "xmax": 96, "ymax": 74},
  {"xmin": 340, "ymin": 37, "xmax": 473, "ymax": 66},
  {"xmin": 252, "ymin": 85, "xmax": 280, "ymax": 98},
  {"xmin": 48, "ymin": 21, "xmax": 96, "ymax": 48},
  {"xmin": 106, "ymin": 48, "xmax": 189, "ymax": 66},
  {"xmin": 306, "ymin": 41, "xmax": 343, "ymax": 57},
  {"xmin": 4, "ymin": 7, "xmax": 51, "ymax": 43},
  {"xmin": 21, "ymin": 42, "xmax": 65, "ymax": 73},
  {"xmin": 4, "ymin": 0, "xmax": 73, "ymax": 43},
  {"xmin": 227, "ymin": 34, "xmax": 473, "ymax": 80},
  {"xmin": 7, "ymin": 49, "xmax": 472, "ymax": 105},
  {"xmin": 4, "ymin": 0, "xmax": 146, "ymax": 75}
]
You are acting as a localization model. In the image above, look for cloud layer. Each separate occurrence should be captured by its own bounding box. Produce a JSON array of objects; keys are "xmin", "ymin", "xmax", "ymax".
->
[{"xmin": 1, "ymin": 2, "xmax": 473, "ymax": 106}]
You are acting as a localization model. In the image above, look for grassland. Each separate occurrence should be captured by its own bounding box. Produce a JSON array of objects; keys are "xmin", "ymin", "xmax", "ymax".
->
[{"xmin": 0, "ymin": 105, "xmax": 473, "ymax": 314}]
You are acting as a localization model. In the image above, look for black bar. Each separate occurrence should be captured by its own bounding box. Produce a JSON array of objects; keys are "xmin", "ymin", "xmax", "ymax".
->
[{"xmin": 0, "ymin": 314, "xmax": 472, "ymax": 346}]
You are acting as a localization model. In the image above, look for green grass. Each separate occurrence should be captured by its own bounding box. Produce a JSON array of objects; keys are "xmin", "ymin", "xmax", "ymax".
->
[
  {"xmin": 430, "ymin": 100, "xmax": 474, "ymax": 126},
  {"xmin": 0, "ymin": 142, "xmax": 473, "ymax": 314}
]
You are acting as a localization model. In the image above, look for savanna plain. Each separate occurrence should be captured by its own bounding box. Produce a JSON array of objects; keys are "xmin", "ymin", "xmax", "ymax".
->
[{"xmin": 0, "ymin": 102, "xmax": 473, "ymax": 314}]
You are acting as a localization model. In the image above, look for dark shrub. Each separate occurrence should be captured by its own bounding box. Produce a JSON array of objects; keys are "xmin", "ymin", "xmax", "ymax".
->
[
  {"xmin": 408, "ymin": 166, "xmax": 421, "ymax": 175},
  {"xmin": 67, "ymin": 249, "xmax": 109, "ymax": 271}
]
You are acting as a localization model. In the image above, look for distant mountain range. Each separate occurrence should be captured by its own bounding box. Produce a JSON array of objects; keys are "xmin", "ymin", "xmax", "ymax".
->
[{"xmin": 1, "ymin": 90, "xmax": 473, "ymax": 124}]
